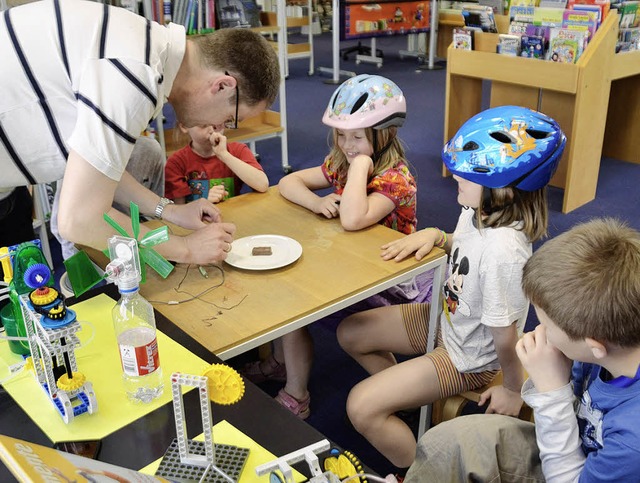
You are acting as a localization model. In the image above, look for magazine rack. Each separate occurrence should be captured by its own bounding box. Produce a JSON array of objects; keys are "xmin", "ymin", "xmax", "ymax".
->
[
  {"xmin": 443, "ymin": 13, "xmax": 618, "ymax": 213},
  {"xmin": 603, "ymin": 49, "xmax": 640, "ymax": 164}
]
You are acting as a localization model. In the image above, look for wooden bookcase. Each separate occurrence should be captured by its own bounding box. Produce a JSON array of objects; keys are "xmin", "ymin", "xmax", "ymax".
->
[
  {"xmin": 260, "ymin": 0, "xmax": 315, "ymax": 77},
  {"xmin": 603, "ymin": 49, "xmax": 640, "ymax": 164},
  {"xmin": 443, "ymin": 13, "xmax": 619, "ymax": 213}
]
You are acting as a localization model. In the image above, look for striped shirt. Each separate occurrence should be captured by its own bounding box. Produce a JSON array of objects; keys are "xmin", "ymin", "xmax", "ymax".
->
[{"xmin": 0, "ymin": 0, "xmax": 185, "ymax": 187}]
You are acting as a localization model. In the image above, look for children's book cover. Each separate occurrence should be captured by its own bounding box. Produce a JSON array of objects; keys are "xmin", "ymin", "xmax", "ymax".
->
[
  {"xmin": 498, "ymin": 33, "xmax": 523, "ymax": 54},
  {"xmin": 520, "ymin": 34, "xmax": 546, "ymax": 57},
  {"xmin": 509, "ymin": 20, "xmax": 532, "ymax": 34},
  {"xmin": 533, "ymin": 7, "xmax": 566, "ymax": 26},
  {"xmin": 509, "ymin": 4, "xmax": 536, "ymax": 21},
  {"xmin": 567, "ymin": 0, "xmax": 610, "ymax": 23},
  {"xmin": 453, "ymin": 27, "xmax": 474, "ymax": 49},
  {"xmin": 462, "ymin": 5, "xmax": 498, "ymax": 32},
  {"xmin": 562, "ymin": 8, "xmax": 598, "ymax": 40},
  {"xmin": 0, "ymin": 434, "xmax": 174, "ymax": 483},
  {"xmin": 549, "ymin": 27, "xmax": 587, "ymax": 60},
  {"xmin": 619, "ymin": 1, "xmax": 640, "ymax": 27}
]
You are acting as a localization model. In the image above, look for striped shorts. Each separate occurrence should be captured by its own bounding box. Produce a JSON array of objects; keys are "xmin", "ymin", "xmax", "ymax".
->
[{"xmin": 402, "ymin": 303, "xmax": 498, "ymax": 399}]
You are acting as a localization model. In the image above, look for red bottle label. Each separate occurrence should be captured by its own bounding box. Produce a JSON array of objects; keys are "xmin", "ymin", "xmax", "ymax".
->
[{"xmin": 119, "ymin": 337, "xmax": 160, "ymax": 376}]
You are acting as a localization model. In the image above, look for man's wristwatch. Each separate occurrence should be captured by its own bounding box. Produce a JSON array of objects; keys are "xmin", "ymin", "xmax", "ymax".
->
[{"xmin": 154, "ymin": 197, "xmax": 174, "ymax": 220}]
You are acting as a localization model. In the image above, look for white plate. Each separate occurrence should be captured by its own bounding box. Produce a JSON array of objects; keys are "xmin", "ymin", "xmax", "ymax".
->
[{"xmin": 225, "ymin": 235, "xmax": 303, "ymax": 270}]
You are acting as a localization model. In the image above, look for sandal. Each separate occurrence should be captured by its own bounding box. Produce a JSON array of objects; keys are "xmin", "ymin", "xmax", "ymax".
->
[
  {"xmin": 275, "ymin": 388, "xmax": 311, "ymax": 420},
  {"xmin": 242, "ymin": 355, "xmax": 287, "ymax": 384}
]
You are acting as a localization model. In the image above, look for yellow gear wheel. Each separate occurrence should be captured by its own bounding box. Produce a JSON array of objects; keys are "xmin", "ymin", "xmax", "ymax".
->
[
  {"xmin": 57, "ymin": 371, "xmax": 86, "ymax": 391},
  {"xmin": 202, "ymin": 364, "xmax": 245, "ymax": 405},
  {"xmin": 324, "ymin": 451, "xmax": 366, "ymax": 483},
  {"xmin": 30, "ymin": 287, "xmax": 58, "ymax": 306}
]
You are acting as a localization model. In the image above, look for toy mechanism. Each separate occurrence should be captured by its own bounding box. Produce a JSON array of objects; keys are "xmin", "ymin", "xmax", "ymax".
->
[
  {"xmin": 2, "ymin": 240, "xmax": 97, "ymax": 424},
  {"xmin": 155, "ymin": 364, "xmax": 248, "ymax": 483}
]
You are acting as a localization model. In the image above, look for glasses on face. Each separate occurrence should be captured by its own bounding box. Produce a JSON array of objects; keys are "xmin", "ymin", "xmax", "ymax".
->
[{"xmin": 224, "ymin": 71, "xmax": 239, "ymax": 130}]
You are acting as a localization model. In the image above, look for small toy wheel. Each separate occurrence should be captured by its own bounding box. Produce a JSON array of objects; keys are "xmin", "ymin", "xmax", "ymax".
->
[{"xmin": 202, "ymin": 364, "xmax": 245, "ymax": 405}]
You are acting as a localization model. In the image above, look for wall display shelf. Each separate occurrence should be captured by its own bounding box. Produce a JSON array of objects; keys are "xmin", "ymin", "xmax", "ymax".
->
[
  {"xmin": 443, "ymin": 13, "xmax": 619, "ymax": 213},
  {"xmin": 260, "ymin": 0, "xmax": 315, "ymax": 77},
  {"xmin": 602, "ymin": 49, "xmax": 640, "ymax": 164}
]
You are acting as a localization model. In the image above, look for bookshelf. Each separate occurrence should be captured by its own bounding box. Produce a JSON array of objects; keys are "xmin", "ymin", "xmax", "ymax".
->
[
  {"xmin": 602, "ymin": 49, "xmax": 640, "ymax": 164},
  {"xmin": 260, "ymin": 0, "xmax": 315, "ymax": 76},
  {"xmin": 443, "ymin": 12, "xmax": 619, "ymax": 213}
]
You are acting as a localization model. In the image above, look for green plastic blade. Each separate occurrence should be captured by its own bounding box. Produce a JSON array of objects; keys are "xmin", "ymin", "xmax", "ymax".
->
[
  {"xmin": 140, "ymin": 247, "xmax": 174, "ymax": 279},
  {"xmin": 103, "ymin": 213, "xmax": 129, "ymax": 237},
  {"xmin": 130, "ymin": 202, "xmax": 140, "ymax": 240},
  {"xmin": 139, "ymin": 226, "xmax": 170, "ymax": 248}
]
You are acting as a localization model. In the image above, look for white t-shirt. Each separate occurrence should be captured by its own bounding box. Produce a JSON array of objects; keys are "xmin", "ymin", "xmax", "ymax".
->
[
  {"xmin": 441, "ymin": 206, "xmax": 531, "ymax": 373},
  {"xmin": 0, "ymin": 0, "xmax": 185, "ymax": 187}
]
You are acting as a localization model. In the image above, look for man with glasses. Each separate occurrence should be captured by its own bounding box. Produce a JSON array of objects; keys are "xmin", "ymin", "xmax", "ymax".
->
[{"xmin": 0, "ymin": 0, "xmax": 280, "ymax": 264}]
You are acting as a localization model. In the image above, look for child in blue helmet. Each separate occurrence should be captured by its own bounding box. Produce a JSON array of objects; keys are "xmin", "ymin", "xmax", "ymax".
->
[
  {"xmin": 337, "ymin": 106, "xmax": 566, "ymax": 469},
  {"xmin": 243, "ymin": 75, "xmax": 428, "ymax": 418},
  {"xmin": 406, "ymin": 218, "xmax": 640, "ymax": 482}
]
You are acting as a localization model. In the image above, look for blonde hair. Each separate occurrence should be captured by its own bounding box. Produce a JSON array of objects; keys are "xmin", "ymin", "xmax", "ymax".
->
[
  {"xmin": 192, "ymin": 30, "xmax": 280, "ymax": 106},
  {"xmin": 327, "ymin": 126, "xmax": 407, "ymax": 180},
  {"xmin": 477, "ymin": 186, "xmax": 549, "ymax": 242},
  {"xmin": 522, "ymin": 218, "xmax": 640, "ymax": 346}
]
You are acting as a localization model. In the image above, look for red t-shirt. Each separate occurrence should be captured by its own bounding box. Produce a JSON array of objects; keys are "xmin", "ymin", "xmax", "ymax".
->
[{"xmin": 164, "ymin": 143, "xmax": 263, "ymax": 201}]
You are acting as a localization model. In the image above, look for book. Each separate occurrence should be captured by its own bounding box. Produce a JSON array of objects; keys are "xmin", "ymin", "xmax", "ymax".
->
[
  {"xmin": 509, "ymin": 20, "xmax": 532, "ymax": 34},
  {"xmin": 509, "ymin": 4, "xmax": 536, "ymax": 21},
  {"xmin": 548, "ymin": 27, "xmax": 587, "ymax": 60},
  {"xmin": 533, "ymin": 7, "xmax": 566, "ymax": 26},
  {"xmin": 216, "ymin": 0, "xmax": 262, "ymax": 28},
  {"xmin": 498, "ymin": 33, "xmax": 523, "ymax": 54},
  {"xmin": 539, "ymin": 0, "xmax": 568, "ymax": 6},
  {"xmin": 453, "ymin": 27, "xmax": 475, "ymax": 49},
  {"xmin": 619, "ymin": 1, "xmax": 640, "ymax": 27},
  {"xmin": 461, "ymin": 4, "xmax": 498, "ymax": 32},
  {"xmin": 480, "ymin": 0, "xmax": 505, "ymax": 15},
  {"xmin": 520, "ymin": 34, "xmax": 546, "ymax": 57},
  {"xmin": 0, "ymin": 434, "xmax": 173, "ymax": 483},
  {"xmin": 567, "ymin": 0, "xmax": 610, "ymax": 23},
  {"xmin": 562, "ymin": 8, "xmax": 598, "ymax": 42}
]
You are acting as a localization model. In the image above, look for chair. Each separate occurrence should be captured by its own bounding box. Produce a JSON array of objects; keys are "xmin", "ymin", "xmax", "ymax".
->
[
  {"xmin": 340, "ymin": 41, "xmax": 383, "ymax": 61},
  {"xmin": 431, "ymin": 370, "xmax": 533, "ymax": 426}
]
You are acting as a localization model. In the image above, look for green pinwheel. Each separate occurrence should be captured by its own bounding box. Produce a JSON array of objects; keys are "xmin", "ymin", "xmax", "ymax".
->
[{"xmin": 103, "ymin": 201, "xmax": 174, "ymax": 283}]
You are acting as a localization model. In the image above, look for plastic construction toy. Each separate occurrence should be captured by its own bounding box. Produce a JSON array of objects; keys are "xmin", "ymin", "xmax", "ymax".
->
[
  {"xmin": 2, "ymin": 240, "xmax": 97, "ymax": 423},
  {"xmin": 155, "ymin": 365, "xmax": 248, "ymax": 483},
  {"xmin": 257, "ymin": 443, "xmax": 397, "ymax": 483}
]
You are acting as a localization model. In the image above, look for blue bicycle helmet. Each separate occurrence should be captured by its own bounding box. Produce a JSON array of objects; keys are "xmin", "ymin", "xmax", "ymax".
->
[
  {"xmin": 442, "ymin": 106, "xmax": 566, "ymax": 191},
  {"xmin": 322, "ymin": 74, "xmax": 406, "ymax": 130}
]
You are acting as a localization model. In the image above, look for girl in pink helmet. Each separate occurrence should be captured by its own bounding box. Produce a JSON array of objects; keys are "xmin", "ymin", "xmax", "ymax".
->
[{"xmin": 243, "ymin": 75, "xmax": 427, "ymax": 419}]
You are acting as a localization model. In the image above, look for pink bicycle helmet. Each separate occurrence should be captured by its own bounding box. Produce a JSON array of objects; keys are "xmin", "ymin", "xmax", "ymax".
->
[{"xmin": 322, "ymin": 74, "xmax": 406, "ymax": 130}]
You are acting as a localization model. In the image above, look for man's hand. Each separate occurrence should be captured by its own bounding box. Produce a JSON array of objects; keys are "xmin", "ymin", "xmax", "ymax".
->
[
  {"xmin": 381, "ymin": 228, "xmax": 440, "ymax": 262},
  {"xmin": 478, "ymin": 385, "xmax": 523, "ymax": 417},
  {"xmin": 184, "ymin": 222, "xmax": 236, "ymax": 264},
  {"xmin": 314, "ymin": 193, "xmax": 341, "ymax": 219},
  {"xmin": 516, "ymin": 325, "xmax": 573, "ymax": 393},
  {"xmin": 163, "ymin": 198, "xmax": 222, "ymax": 229}
]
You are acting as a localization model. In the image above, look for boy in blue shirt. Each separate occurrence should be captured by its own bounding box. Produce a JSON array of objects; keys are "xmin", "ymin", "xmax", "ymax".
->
[{"xmin": 406, "ymin": 218, "xmax": 640, "ymax": 482}]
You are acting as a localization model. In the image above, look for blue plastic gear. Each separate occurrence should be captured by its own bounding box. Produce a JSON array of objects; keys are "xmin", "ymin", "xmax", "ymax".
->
[{"xmin": 24, "ymin": 263, "xmax": 51, "ymax": 289}]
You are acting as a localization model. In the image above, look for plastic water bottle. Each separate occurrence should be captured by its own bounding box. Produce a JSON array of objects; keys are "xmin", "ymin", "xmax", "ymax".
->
[{"xmin": 107, "ymin": 236, "xmax": 163, "ymax": 403}]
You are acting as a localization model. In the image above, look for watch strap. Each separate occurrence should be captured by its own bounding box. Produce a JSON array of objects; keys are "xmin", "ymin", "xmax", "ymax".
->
[{"xmin": 154, "ymin": 197, "xmax": 174, "ymax": 220}]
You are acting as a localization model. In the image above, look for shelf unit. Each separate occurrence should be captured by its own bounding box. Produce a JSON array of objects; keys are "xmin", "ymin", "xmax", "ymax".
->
[
  {"xmin": 603, "ymin": 49, "xmax": 640, "ymax": 164},
  {"xmin": 443, "ymin": 13, "xmax": 619, "ymax": 213},
  {"xmin": 260, "ymin": 0, "xmax": 315, "ymax": 77}
]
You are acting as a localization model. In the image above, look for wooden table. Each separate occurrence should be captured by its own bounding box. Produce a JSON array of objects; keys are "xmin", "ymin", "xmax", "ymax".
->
[{"xmin": 133, "ymin": 187, "xmax": 446, "ymax": 360}]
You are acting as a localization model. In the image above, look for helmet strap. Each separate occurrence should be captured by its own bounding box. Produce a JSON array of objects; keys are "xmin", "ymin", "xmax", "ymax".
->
[
  {"xmin": 481, "ymin": 187, "xmax": 494, "ymax": 216},
  {"xmin": 371, "ymin": 130, "xmax": 393, "ymax": 164}
]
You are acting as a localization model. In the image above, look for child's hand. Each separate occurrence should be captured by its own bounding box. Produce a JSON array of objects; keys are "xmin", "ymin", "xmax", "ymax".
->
[
  {"xmin": 516, "ymin": 325, "xmax": 573, "ymax": 393},
  {"xmin": 348, "ymin": 155, "xmax": 374, "ymax": 177},
  {"xmin": 478, "ymin": 385, "xmax": 523, "ymax": 417},
  {"xmin": 314, "ymin": 193, "xmax": 341, "ymax": 218},
  {"xmin": 207, "ymin": 184, "xmax": 228, "ymax": 203},
  {"xmin": 210, "ymin": 132, "xmax": 229, "ymax": 157},
  {"xmin": 380, "ymin": 228, "xmax": 439, "ymax": 262}
]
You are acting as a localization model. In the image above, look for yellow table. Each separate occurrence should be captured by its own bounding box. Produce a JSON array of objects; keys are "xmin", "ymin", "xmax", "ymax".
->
[{"xmin": 104, "ymin": 187, "xmax": 447, "ymax": 360}]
